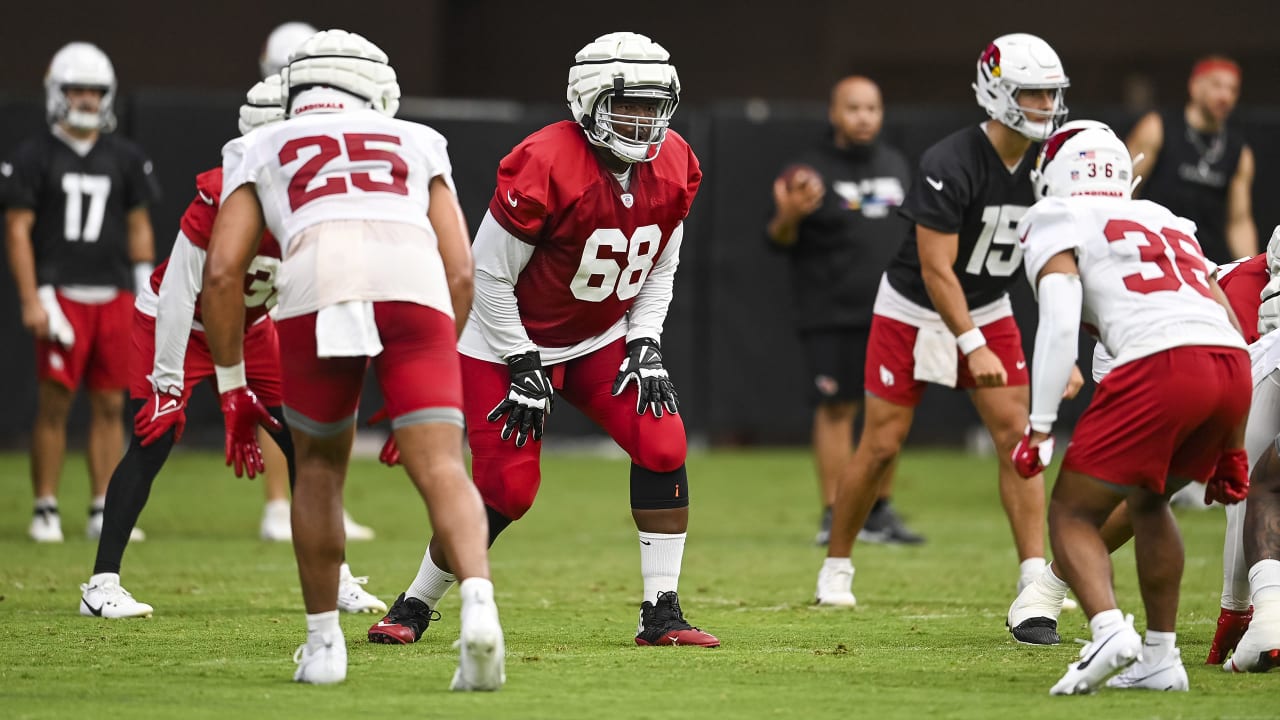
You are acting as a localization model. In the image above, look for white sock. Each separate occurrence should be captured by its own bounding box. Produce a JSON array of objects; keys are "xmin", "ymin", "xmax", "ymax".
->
[
  {"xmin": 1042, "ymin": 563, "xmax": 1069, "ymax": 593},
  {"xmin": 458, "ymin": 576, "xmax": 494, "ymax": 606},
  {"xmin": 823, "ymin": 557, "xmax": 854, "ymax": 573},
  {"xmin": 1089, "ymin": 608, "xmax": 1125, "ymax": 638},
  {"xmin": 264, "ymin": 498, "xmax": 289, "ymax": 514},
  {"xmin": 1250, "ymin": 559, "xmax": 1280, "ymax": 607},
  {"xmin": 407, "ymin": 549, "xmax": 457, "ymax": 609},
  {"xmin": 1018, "ymin": 557, "xmax": 1046, "ymax": 592},
  {"xmin": 306, "ymin": 610, "xmax": 341, "ymax": 642},
  {"xmin": 35, "ymin": 496, "xmax": 58, "ymax": 512},
  {"xmin": 90, "ymin": 496, "xmax": 106, "ymax": 514},
  {"xmin": 1143, "ymin": 630, "xmax": 1176, "ymax": 664},
  {"xmin": 639, "ymin": 531, "xmax": 685, "ymax": 604},
  {"xmin": 89, "ymin": 572, "xmax": 119, "ymax": 587},
  {"xmin": 1222, "ymin": 502, "xmax": 1251, "ymax": 611}
]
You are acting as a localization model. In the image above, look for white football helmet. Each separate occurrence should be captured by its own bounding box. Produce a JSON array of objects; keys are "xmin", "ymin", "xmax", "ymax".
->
[
  {"xmin": 1030, "ymin": 120, "xmax": 1135, "ymax": 200},
  {"xmin": 239, "ymin": 74, "xmax": 285, "ymax": 135},
  {"xmin": 973, "ymin": 33, "xmax": 1069, "ymax": 141},
  {"xmin": 45, "ymin": 42, "xmax": 117, "ymax": 132},
  {"xmin": 260, "ymin": 21, "xmax": 318, "ymax": 79},
  {"xmin": 282, "ymin": 29, "xmax": 399, "ymax": 117},
  {"xmin": 567, "ymin": 32, "xmax": 680, "ymax": 163}
]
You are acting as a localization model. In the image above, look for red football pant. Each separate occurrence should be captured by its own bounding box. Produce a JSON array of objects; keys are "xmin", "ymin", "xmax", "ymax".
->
[
  {"xmin": 128, "ymin": 310, "xmax": 283, "ymax": 405},
  {"xmin": 462, "ymin": 338, "xmax": 687, "ymax": 520},
  {"xmin": 36, "ymin": 291, "xmax": 133, "ymax": 391}
]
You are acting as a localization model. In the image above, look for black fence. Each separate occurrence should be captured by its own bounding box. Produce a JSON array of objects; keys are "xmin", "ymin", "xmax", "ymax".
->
[{"xmin": 3, "ymin": 94, "xmax": 1278, "ymax": 448}]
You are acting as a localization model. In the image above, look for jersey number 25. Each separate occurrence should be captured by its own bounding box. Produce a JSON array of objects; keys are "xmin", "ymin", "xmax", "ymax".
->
[{"xmin": 279, "ymin": 134, "xmax": 408, "ymax": 211}]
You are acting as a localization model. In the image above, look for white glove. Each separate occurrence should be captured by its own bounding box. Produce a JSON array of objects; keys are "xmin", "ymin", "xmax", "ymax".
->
[{"xmin": 37, "ymin": 285, "xmax": 75, "ymax": 350}]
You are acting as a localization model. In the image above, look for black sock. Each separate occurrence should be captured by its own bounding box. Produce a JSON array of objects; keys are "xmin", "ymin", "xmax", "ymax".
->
[
  {"xmin": 93, "ymin": 399, "xmax": 175, "ymax": 575},
  {"xmin": 871, "ymin": 498, "xmax": 889, "ymax": 514},
  {"xmin": 486, "ymin": 505, "xmax": 512, "ymax": 546}
]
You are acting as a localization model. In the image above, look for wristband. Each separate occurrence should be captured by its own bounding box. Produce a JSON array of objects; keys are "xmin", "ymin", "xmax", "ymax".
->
[
  {"xmin": 215, "ymin": 363, "xmax": 247, "ymax": 392},
  {"xmin": 956, "ymin": 327, "xmax": 987, "ymax": 355}
]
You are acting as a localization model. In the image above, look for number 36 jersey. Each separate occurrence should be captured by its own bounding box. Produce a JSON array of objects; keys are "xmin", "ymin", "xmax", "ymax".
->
[
  {"xmin": 887, "ymin": 125, "xmax": 1037, "ymax": 310},
  {"xmin": 1019, "ymin": 196, "xmax": 1244, "ymax": 369},
  {"xmin": 221, "ymin": 109, "xmax": 456, "ymax": 319},
  {"xmin": 486, "ymin": 121, "xmax": 701, "ymax": 348}
]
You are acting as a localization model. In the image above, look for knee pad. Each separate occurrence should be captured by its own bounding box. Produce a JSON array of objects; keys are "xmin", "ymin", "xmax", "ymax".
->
[{"xmin": 630, "ymin": 463, "xmax": 689, "ymax": 510}]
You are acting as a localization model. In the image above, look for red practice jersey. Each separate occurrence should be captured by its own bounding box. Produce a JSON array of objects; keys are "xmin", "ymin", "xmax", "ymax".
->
[{"xmin": 1217, "ymin": 253, "xmax": 1267, "ymax": 345}]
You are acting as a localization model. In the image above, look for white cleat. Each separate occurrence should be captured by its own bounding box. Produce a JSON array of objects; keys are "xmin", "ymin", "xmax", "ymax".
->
[
  {"xmin": 80, "ymin": 573, "xmax": 154, "ymax": 618},
  {"xmin": 1106, "ymin": 647, "xmax": 1189, "ymax": 691},
  {"xmin": 86, "ymin": 512, "xmax": 146, "ymax": 542},
  {"xmin": 343, "ymin": 510, "xmax": 376, "ymax": 542},
  {"xmin": 814, "ymin": 561, "xmax": 857, "ymax": 608},
  {"xmin": 1050, "ymin": 614, "xmax": 1142, "ymax": 695},
  {"xmin": 450, "ymin": 578, "xmax": 505, "ymax": 692},
  {"xmin": 1224, "ymin": 606, "xmax": 1280, "ymax": 673},
  {"xmin": 293, "ymin": 633, "xmax": 347, "ymax": 685},
  {"xmin": 29, "ymin": 509, "xmax": 63, "ymax": 543},
  {"xmin": 1008, "ymin": 568, "xmax": 1067, "ymax": 645},
  {"xmin": 337, "ymin": 564, "xmax": 387, "ymax": 614},
  {"xmin": 260, "ymin": 500, "xmax": 292, "ymax": 542}
]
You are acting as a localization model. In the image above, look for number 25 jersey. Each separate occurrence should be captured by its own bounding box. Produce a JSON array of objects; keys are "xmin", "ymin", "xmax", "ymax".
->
[
  {"xmin": 1020, "ymin": 195, "xmax": 1244, "ymax": 369},
  {"xmin": 487, "ymin": 121, "xmax": 701, "ymax": 348}
]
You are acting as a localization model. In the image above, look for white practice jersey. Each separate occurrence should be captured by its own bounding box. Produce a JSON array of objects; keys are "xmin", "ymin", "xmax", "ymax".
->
[
  {"xmin": 1020, "ymin": 196, "xmax": 1244, "ymax": 369},
  {"xmin": 221, "ymin": 109, "xmax": 456, "ymax": 319}
]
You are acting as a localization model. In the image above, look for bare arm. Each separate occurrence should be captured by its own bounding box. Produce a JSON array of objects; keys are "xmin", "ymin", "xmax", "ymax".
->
[
  {"xmin": 918, "ymin": 223, "xmax": 1006, "ymax": 386},
  {"xmin": 426, "ymin": 175, "xmax": 474, "ymax": 338},
  {"xmin": 1125, "ymin": 111, "xmax": 1163, "ymax": 197},
  {"xmin": 1226, "ymin": 145, "xmax": 1258, "ymax": 259},
  {"xmin": 201, "ymin": 186, "xmax": 263, "ymax": 371},
  {"xmin": 5, "ymin": 208, "xmax": 47, "ymax": 338},
  {"xmin": 126, "ymin": 207, "xmax": 155, "ymax": 264}
]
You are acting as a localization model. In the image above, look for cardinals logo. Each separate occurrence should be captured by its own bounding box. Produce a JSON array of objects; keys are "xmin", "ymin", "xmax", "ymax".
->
[{"xmin": 980, "ymin": 43, "xmax": 1002, "ymax": 78}]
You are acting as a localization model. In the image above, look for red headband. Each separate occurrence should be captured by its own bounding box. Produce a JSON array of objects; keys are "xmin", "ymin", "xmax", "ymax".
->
[{"xmin": 1191, "ymin": 58, "xmax": 1241, "ymax": 82}]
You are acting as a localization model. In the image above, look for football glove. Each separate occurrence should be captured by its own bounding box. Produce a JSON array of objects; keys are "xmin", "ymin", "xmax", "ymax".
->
[
  {"xmin": 611, "ymin": 338, "xmax": 679, "ymax": 417},
  {"xmin": 134, "ymin": 389, "xmax": 187, "ymax": 447},
  {"xmin": 1011, "ymin": 426, "xmax": 1054, "ymax": 479},
  {"xmin": 487, "ymin": 351, "xmax": 553, "ymax": 448},
  {"xmin": 366, "ymin": 407, "xmax": 401, "ymax": 466},
  {"xmin": 220, "ymin": 386, "xmax": 282, "ymax": 478},
  {"xmin": 1205, "ymin": 448, "xmax": 1250, "ymax": 505}
]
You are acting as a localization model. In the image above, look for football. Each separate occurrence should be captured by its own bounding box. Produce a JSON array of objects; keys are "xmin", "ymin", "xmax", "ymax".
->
[{"xmin": 780, "ymin": 163, "xmax": 822, "ymax": 190}]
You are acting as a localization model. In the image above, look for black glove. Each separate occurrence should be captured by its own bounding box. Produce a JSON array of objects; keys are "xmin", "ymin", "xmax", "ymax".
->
[
  {"xmin": 486, "ymin": 351, "xmax": 553, "ymax": 448},
  {"xmin": 611, "ymin": 338, "xmax": 679, "ymax": 417}
]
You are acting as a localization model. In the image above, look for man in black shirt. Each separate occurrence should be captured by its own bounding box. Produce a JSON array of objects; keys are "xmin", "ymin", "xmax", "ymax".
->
[
  {"xmin": 1127, "ymin": 55, "xmax": 1256, "ymax": 264},
  {"xmin": 1, "ymin": 43, "xmax": 157, "ymax": 543},
  {"xmin": 814, "ymin": 34, "xmax": 1082, "ymax": 622},
  {"xmin": 767, "ymin": 76, "xmax": 922, "ymax": 546}
]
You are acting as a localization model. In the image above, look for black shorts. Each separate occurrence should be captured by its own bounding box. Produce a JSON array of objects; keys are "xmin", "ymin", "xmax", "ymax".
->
[{"xmin": 800, "ymin": 328, "xmax": 870, "ymax": 405}]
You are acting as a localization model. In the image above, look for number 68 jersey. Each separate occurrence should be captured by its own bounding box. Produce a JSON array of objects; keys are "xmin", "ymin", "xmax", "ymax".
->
[
  {"xmin": 1019, "ymin": 195, "xmax": 1244, "ymax": 369},
  {"xmin": 221, "ymin": 108, "xmax": 456, "ymax": 320}
]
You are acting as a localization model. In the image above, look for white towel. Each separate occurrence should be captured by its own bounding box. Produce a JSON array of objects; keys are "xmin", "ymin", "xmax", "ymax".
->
[
  {"xmin": 315, "ymin": 301, "xmax": 383, "ymax": 358},
  {"xmin": 912, "ymin": 326, "xmax": 958, "ymax": 387}
]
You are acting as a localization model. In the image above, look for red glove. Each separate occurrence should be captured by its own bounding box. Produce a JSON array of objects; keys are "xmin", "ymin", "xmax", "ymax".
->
[
  {"xmin": 1205, "ymin": 448, "xmax": 1250, "ymax": 505},
  {"xmin": 220, "ymin": 387, "xmax": 282, "ymax": 478},
  {"xmin": 366, "ymin": 407, "xmax": 401, "ymax": 467},
  {"xmin": 134, "ymin": 390, "xmax": 187, "ymax": 447},
  {"xmin": 1011, "ymin": 427, "xmax": 1055, "ymax": 479}
]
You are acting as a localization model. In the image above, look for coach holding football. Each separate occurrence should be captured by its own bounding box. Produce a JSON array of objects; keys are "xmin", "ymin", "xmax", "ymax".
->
[{"xmin": 766, "ymin": 76, "xmax": 923, "ymax": 547}]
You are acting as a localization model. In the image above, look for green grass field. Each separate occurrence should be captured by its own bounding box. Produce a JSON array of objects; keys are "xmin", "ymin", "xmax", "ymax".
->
[{"xmin": 1, "ymin": 448, "xmax": 1275, "ymax": 719}]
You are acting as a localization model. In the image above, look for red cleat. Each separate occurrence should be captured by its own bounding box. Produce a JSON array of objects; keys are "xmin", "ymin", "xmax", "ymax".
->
[
  {"xmin": 634, "ymin": 591, "xmax": 720, "ymax": 648},
  {"xmin": 1206, "ymin": 606, "xmax": 1252, "ymax": 665}
]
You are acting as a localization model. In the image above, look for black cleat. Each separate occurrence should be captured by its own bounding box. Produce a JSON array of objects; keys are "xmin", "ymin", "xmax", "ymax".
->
[
  {"xmin": 814, "ymin": 507, "xmax": 832, "ymax": 546},
  {"xmin": 1009, "ymin": 616, "xmax": 1061, "ymax": 645},
  {"xmin": 635, "ymin": 591, "xmax": 720, "ymax": 647},
  {"xmin": 858, "ymin": 502, "xmax": 926, "ymax": 545},
  {"xmin": 367, "ymin": 593, "xmax": 441, "ymax": 644}
]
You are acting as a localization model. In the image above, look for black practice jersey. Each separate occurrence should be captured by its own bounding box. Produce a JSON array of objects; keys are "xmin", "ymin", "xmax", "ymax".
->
[
  {"xmin": 0, "ymin": 130, "xmax": 159, "ymax": 289},
  {"xmin": 887, "ymin": 125, "xmax": 1038, "ymax": 309},
  {"xmin": 1141, "ymin": 109, "xmax": 1245, "ymax": 264}
]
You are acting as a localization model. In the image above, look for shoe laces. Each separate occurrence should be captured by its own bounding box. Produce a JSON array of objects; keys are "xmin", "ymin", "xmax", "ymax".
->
[
  {"xmin": 644, "ymin": 591, "xmax": 694, "ymax": 631},
  {"xmin": 387, "ymin": 594, "xmax": 441, "ymax": 625}
]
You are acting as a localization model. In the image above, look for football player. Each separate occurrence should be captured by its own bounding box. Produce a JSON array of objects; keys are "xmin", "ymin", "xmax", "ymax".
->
[
  {"xmin": 76, "ymin": 76, "xmax": 386, "ymax": 620},
  {"xmin": 202, "ymin": 29, "xmax": 503, "ymax": 689},
  {"xmin": 815, "ymin": 34, "xmax": 1080, "ymax": 612},
  {"xmin": 367, "ymin": 31, "xmax": 718, "ymax": 650},
  {"xmin": 2, "ymin": 42, "xmax": 158, "ymax": 543},
  {"xmin": 1013, "ymin": 121, "xmax": 1250, "ymax": 694}
]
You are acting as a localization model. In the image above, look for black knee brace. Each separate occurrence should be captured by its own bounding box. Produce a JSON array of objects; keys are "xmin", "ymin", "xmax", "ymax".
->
[{"xmin": 630, "ymin": 463, "xmax": 689, "ymax": 510}]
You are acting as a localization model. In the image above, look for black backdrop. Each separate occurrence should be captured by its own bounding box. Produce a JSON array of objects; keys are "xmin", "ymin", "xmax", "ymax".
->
[{"xmin": 2, "ymin": 95, "xmax": 1277, "ymax": 448}]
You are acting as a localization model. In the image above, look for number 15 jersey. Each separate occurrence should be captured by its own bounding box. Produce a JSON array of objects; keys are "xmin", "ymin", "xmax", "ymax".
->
[{"xmin": 1020, "ymin": 195, "xmax": 1244, "ymax": 369}]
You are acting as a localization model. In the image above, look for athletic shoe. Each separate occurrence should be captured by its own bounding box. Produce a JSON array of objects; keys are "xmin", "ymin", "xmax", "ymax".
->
[
  {"xmin": 814, "ymin": 561, "xmax": 857, "ymax": 608},
  {"xmin": 858, "ymin": 502, "xmax": 925, "ymax": 545},
  {"xmin": 1224, "ymin": 605, "xmax": 1280, "ymax": 673},
  {"xmin": 635, "ymin": 591, "xmax": 720, "ymax": 647},
  {"xmin": 1050, "ymin": 614, "xmax": 1142, "ymax": 695},
  {"xmin": 1007, "ymin": 570, "xmax": 1065, "ymax": 645},
  {"xmin": 368, "ymin": 593, "xmax": 441, "ymax": 644},
  {"xmin": 293, "ymin": 633, "xmax": 347, "ymax": 685},
  {"xmin": 343, "ymin": 510, "xmax": 375, "ymax": 542},
  {"xmin": 86, "ymin": 511, "xmax": 146, "ymax": 542},
  {"xmin": 1105, "ymin": 647, "xmax": 1189, "ymax": 691},
  {"xmin": 338, "ymin": 564, "xmax": 387, "ymax": 614},
  {"xmin": 260, "ymin": 500, "xmax": 291, "ymax": 542},
  {"xmin": 814, "ymin": 506, "xmax": 832, "ymax": 546},
  {"xmin": 1205, "ymin": 607, "xmax": 1252, "ymax": 664},
  {"xmin": 79, "ymin": 573, "xmax": 154, "ymax": 618},
  {"xmin": 450, "ymin": 578, "xmax": 505, "ymax": 691},
  {"xmin": 29, "ymin": 506, "xmax": 63, "ymax": 543}
]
